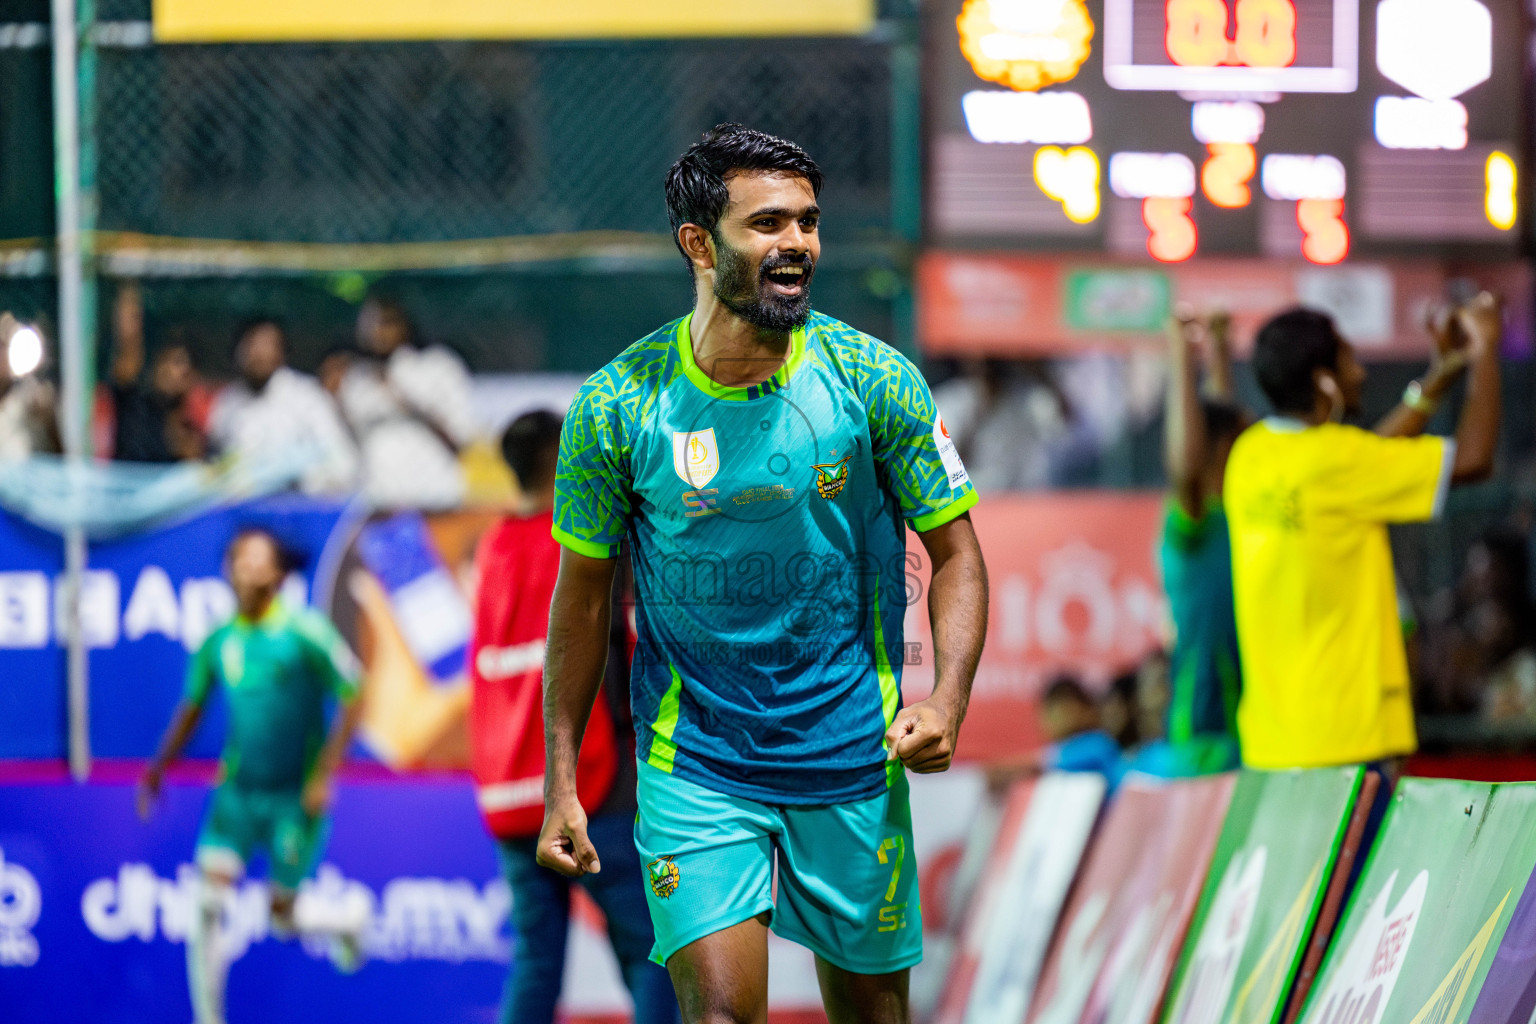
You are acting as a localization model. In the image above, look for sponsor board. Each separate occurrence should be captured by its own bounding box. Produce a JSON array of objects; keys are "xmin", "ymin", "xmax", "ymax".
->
[
  {"xmin": 935, "ymin": 771, "xmax": 1107, "ymax": 1024},
  {"xmin": 1025, "ymin": 774, "xmax": 1236, "ymax": 1024},
  {"xmin": 1163, "ymin": 767, "xmax": 1364, "ymax": 1024},
  {"xmin": 1296, "ymin": 779, "xmax": 1536, "ymax": 1024}
]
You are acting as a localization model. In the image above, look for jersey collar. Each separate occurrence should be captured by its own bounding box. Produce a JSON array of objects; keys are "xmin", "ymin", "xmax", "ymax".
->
[
  {"xmin": 235, "ymin": 596, "xmax": 289, "ymax": 630},
  {"xmin": 675, "ymin": 311, "xmax": 809, "ymax": 402}
]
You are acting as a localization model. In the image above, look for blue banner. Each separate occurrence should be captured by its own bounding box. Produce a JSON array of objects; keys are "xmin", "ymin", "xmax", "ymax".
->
[
  {"xmin": 0, "ymin": 780, "xmax": 507, "ymax": 1023},
  {"xmin": 0, "ymin": 498, "xmax": 349, "ymax": 761}
]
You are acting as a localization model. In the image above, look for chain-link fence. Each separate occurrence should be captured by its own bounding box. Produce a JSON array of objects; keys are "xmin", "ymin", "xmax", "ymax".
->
[{"xmin": 0, "ymin": 7, "xmax": 916, "ymax": 375}]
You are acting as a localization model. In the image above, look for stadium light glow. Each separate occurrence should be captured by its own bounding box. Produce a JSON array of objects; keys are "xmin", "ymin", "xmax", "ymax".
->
[
  {"xmin": 1297, "ymin": 199, "xmax": 1349, "ymax": 263},
  {"xmin": 1485, "ymin": 151, "xmax": 1517, "ymax": 230},
  {"xmin": 962, "ymin": 90, "xmax": 1093, "ymax": 144},
  {"xmin": 1261, "ymin": 154, "xmax": 1345, "ymax": 200},
  {"xmin": 1109, "ymin": 152, "xmax": 1196, "ymax": 199},
  {"xmin": 1375, "ymin": 0, "xmax": 1491, "ymax": 100},
  {"xmin": 958, "ymin": 0, "xmax": 1096, "ymax": 92},
  {"xmin": 1191, "ymin": 101, "xmax": 1265, "ymax": 144},
  {"xmin": 1201, "ymin": 143, "xmax": 1256, "ymax": 208},
  {"xmin": 6, "ymin": 326, "xmax": 42, "ymax": 378},
  {"xmin": 1143, "ymin": 197, "xmax": 1198, "ymax": 262},
  {"xmin": 1033, "ymin": 145, "xmax": 1101, "ymax": 223},
  {"xmin": 1373, "ymin": 96, "xmax": 1468, "ymax": 150}
]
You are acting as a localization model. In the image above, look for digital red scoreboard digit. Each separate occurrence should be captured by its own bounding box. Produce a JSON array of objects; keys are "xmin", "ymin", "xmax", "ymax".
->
[
  {"xmin": 1104, "ymin": 0, "xmax": 1356, "ymax": 92},
  {"xmin": 927, "ymin": 0, "xmax": 1526, "ymax": 263}
]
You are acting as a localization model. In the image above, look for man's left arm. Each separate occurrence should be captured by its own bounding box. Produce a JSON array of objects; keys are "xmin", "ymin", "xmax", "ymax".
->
[
  {"xmin": 885, "ymin": 513, "xmax": 988, "ymax": 773},
  {"xmin": 302, "ymin": 622, "xmax": 366, "ymax": 817}
]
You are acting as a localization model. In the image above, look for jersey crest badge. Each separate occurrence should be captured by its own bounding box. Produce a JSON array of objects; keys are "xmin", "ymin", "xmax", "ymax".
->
[
  {"xmin": 673, "ymin": 429, "xmax": 720, "ymax": 488},
  {"xmin": 812, "ymin": 455, "xmax": 852, "ymax": 499},
  {"xmin": 648, "ymin": 856, "xmax": 681, "ymax": 899}
]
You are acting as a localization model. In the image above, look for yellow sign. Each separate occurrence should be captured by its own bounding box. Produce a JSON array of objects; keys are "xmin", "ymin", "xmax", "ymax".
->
[
  {"xmin": 153, "ymin": 0, "xmax": 876, "ymax": 42},
  {"xmin": 957, "ymin": 0, "xmax": 1094, "ymax": 92}
]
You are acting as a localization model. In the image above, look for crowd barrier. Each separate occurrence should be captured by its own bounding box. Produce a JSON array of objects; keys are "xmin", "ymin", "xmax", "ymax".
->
[{"xmin": 933, "ymin": 771, "xmax": 1536, "ymax": 1024}]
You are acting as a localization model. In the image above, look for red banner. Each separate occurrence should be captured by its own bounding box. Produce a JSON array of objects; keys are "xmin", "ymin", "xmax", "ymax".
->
[{"xmin": 903, "ymin": 493, "xmax": 1168, "ymax": 761}]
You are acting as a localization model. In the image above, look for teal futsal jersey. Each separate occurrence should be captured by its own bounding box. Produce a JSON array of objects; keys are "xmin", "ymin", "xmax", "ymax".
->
[
  {"xmin": 553, "ymin": 311, "xmax": 977, "ymax": 805},
  {"xmin": 185, "ymin": 599, "xmax": 360, "ymax": 791}
]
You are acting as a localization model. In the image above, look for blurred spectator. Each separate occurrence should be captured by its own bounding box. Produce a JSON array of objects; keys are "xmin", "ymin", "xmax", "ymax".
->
[
  {"xmin": 470, "ymin": 410, "xmax": 676, "ymax": 1024},
  {"xmin": 1101, "ymin": 670, "xmax": 1140, "ymax": 750},
  {"xmin": 339, "ymin": 296, "xmax": 478, "ymax": 509},
  {"xmin": 207, "ymin": 318, "xmax": 360, "ymax": 494},
  {"xmin": 108, "ymin": 283, "xmax": 208, "ymax": 463},
  {"xmin": 1038, "ymin": 674, "xmax": 1126, "ymax": 793},
  {"xmin": 0, "ymin": 314, "xmax": 59, "ymax": 459},
  {"xmin": 1160, "ymin": 310, "xmax": 1246, "ymax": 775},
  {"xmin": 932, "ymin": 358, "xmax": 1069, "ymax": 491},
  {"xmin": 1420, "ymin": 527, "xmax": 1536, "ymax": 721},
  {"xmin": 1226, "ymin": 297, "xmax": 1502, "ymax": 774}
]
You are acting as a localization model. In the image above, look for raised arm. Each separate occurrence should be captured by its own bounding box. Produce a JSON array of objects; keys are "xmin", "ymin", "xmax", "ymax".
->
[
  {"xmin": 537, "ymin": 548, "xmax": 619, "ymax": 876},
  {"xmin": 1449, "ymin": 292, "xmax": 1502, "ymax": 484},
  {"xmin": 1202, "ymin": 310, "xmax": 1236, "ymax": 402},
  {"xmin": 1164, "ymin": 312, "xmax": 1206, "ymax": 518},
  {"xmin": 1376, "ymin": 304, "xmax": 1469, "ymax": 439},
  {"xmin": 885, "ymin": 513, "xmax": 988, "ymax": 773}
]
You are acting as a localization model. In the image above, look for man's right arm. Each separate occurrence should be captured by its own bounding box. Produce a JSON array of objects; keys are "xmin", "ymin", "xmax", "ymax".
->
[{"xmin": 537, "ymin": 548, "xmax": 619, "ymax": 877}]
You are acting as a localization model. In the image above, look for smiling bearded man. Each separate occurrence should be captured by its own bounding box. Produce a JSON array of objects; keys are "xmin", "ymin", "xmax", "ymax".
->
[{"xmin": 536, "ymin": 123, "xmax": 990, "ymax": 1024}]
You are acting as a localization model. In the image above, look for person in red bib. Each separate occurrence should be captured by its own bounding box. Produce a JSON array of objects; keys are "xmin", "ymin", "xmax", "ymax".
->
[{"xmin": 471, "ymin": 410, "xmax": 677, "ymax": 1024}]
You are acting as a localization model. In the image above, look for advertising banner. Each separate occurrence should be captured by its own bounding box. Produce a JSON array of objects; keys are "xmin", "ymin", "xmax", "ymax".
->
[
  {"xmin": 1296, "ymin": 779, "xmax": 1536, "ymax": 1024},
  {"xmin": 917, "ymin": 254, "xmax": 1532, "ymax": 360},
  {"xmin": 1025, "ymin": 774, "xmax": 1236, "ymax": 1024},
  {"xmin": 1466, "ymin": 860, "xmax": 1536, "ymax": 1024},
  {"xmin": 1160, "ymin": 768, "xmax": 1363, "ymax": 1024},
  {"xmin": 935, "ymin": 772, "xmax": 1107, "ymax": 1024},
  {"xmin": 902, "ymin": 494, "xmax": 1167, "ymax": 761},
  {"xmin": 152, "ymin": 0, "xmax": 875, "ymax": 41},
  {"xmin": 0, "ymin": 780, "xmax": 507, "ymax": 1022},
  {"xmin": 0, "ymin": 768, "xmax": 986, "ymax": 1023}
]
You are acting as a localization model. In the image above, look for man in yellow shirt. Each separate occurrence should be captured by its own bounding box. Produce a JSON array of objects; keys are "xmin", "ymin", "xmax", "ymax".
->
[{"xmin": 1226, "ymin": 295, "xmax": 1503, "ymax": 771}]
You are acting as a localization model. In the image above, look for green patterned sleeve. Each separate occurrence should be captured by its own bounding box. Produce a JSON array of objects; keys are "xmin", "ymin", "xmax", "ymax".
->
[
  {"xmin": 552, "ymin": 374, "xmax": 632, "ymax": 559},
  {"xmin": 864, "ymin": 343, "xmax": 979, "ymax": 532}
]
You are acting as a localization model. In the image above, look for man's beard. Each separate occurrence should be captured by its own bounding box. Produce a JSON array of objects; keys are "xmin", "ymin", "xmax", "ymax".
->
[{"xmin": 712, "ymin": 235, "xmax": 814, "ymax": 332}]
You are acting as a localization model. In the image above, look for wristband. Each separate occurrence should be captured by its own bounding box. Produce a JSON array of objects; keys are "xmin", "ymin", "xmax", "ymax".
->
[{"xmin": 1403, "ymin": 379, "xmax": 1439, "ymax": 415}]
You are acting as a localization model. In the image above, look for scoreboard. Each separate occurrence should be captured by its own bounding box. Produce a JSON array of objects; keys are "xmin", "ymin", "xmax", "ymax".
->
[{"xmin": 927, "ymin": 0, "xmax": 1527, "ymax": 262}]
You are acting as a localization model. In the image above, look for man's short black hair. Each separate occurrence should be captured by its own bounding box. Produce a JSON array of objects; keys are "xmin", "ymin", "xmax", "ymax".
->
[
  {"xmin": 664, "ymin": 123, "xmax": 824, "ymax": 272},
  {"xmin": 1252, "ymin": 308, "xmax": 1342, "ymax": 415},
  {"xmin": 1042, "ymin": 673, "xmax": 1093, "ymax": 707},
  {"xmin": 226, "ymin": 527, "xmax": 296, "ymax": 575},
  {"xmin": 501, "ymin": 410, "xmax": 564, "ymax": 491},
  {"xmin": 1201, "ymin": 398, "xmax": 1246, "ymax": 446}
]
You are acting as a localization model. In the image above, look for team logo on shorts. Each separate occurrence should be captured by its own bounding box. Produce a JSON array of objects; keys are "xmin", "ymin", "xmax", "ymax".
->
[
  {"xmin": 811, "ymin": 455, "xmax": 852, "ymax": 499},
  {"xmin": 648, "ymin": 856, "xmax": 681, "ymax": 899}
]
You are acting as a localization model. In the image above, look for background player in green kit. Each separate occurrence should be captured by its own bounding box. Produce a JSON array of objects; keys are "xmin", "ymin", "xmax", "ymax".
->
[
  {"xmin": 138, "ymin": 528, "xmax": 364, "ymax": 1024},
  {"xmin": 538, "ymin": 124, "xmax": 989, "ymax": 1023}
]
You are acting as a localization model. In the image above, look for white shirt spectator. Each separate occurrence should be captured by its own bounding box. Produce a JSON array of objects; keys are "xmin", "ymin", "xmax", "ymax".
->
[
  {"xmin": 208, "ymin": 366, "xmax": 359, "ymax": 495},
  {"xmin": 0, "ymin": 377, "xmax": 57, "ymax": 460},
  {"xmin": 339, "ymin": 344, "xmax": 478, "ymax": 509}
]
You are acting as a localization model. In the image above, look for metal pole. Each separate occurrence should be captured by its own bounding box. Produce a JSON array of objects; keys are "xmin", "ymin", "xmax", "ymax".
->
[{"xmin": 51, "ymin": 0, "xmax": 97, "ymax": 782}]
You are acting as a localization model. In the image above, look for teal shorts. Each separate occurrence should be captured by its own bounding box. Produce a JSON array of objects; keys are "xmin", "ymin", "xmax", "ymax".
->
[
  {"xmin": 196, "ymin": 784, "xmax": 329, "ymax": 891},
  {"xmin": 634, "ymin": 761, "xmax": 922, "ymax": 975}
]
